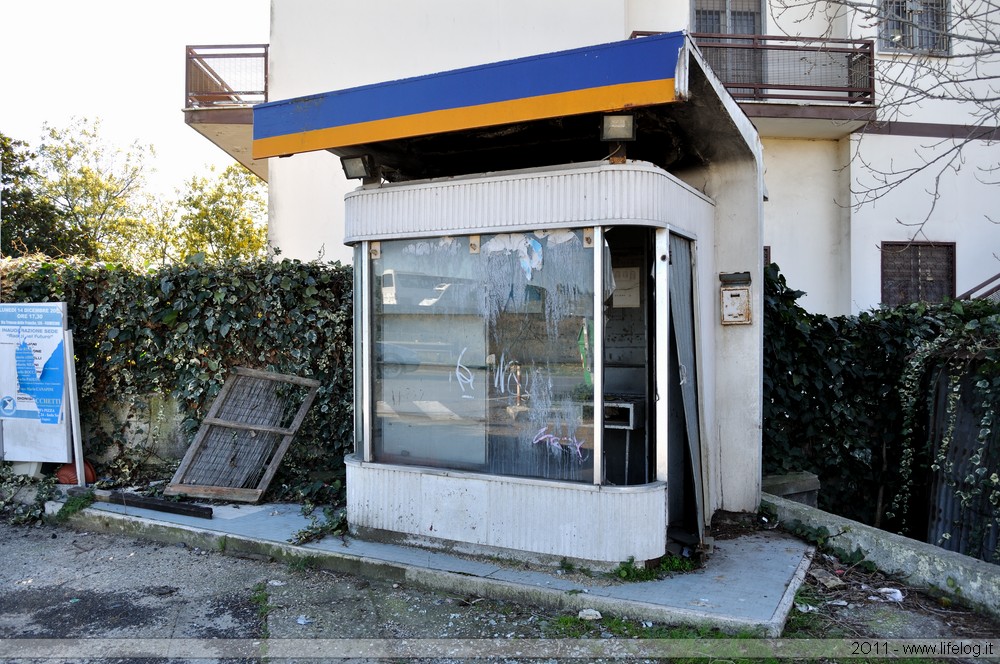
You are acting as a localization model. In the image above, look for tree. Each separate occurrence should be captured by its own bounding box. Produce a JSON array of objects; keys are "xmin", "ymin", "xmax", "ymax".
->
[
  {"xmin": 0, "ymin": 132, "xmax": 78, "ymax": 257},
  {"xmin": 171, "ymin": 164, "xmax": 269, "ymax": 264},
  {"xmin": 769, "ymin": 0, "xmax": 1000, "ymax": 233},
  {"xmin": 34, "ymin": 117, "xmax": 158, "ymax": 263},
  {"xmin": 6, "ymin": 119, "xmax": 269, "ymax": 266}
]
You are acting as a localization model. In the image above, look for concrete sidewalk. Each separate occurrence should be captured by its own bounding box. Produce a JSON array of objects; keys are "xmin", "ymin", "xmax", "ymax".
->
[{"xmin": 47, "ymin": 498, "xmax": 813, "ymax": 637}]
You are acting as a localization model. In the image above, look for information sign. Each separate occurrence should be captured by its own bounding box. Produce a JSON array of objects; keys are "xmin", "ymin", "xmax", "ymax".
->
[{"xmin": 0, "ymin": 303, "xmax": 72, "ymax": 463}]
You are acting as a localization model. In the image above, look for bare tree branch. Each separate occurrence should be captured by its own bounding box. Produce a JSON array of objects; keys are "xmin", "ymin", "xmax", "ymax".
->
[{"xmin": 769, "ymin": 0, "xmax": 999, "ymax": 238}]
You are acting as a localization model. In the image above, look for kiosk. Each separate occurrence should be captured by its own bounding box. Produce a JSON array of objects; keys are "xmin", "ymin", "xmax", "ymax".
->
[{"xmin": 254, "ymin": 32, "xmax": 764, "ymax": 566}]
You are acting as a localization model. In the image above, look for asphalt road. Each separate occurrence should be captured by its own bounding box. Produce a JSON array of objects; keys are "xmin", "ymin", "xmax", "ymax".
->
[
  {"xmin": 3, "ymin": 519, "xmax": 998, "ymax": 664},
  {"xmin": 0, "ymin": 520, "xmax": 561, "ymax": 664}
]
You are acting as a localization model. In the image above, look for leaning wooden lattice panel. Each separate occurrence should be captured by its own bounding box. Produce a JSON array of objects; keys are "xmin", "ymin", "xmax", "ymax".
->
[{"xmin": 165, "ymin": 367, "xmax": 321, "ymax": 503}]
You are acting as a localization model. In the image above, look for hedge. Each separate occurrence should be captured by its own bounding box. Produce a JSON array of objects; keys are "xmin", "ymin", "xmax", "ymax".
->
[
  {"xmin": 0, "ymin": 256, "xmax": 354, "ymax": 504},
  {"xmin": 763, "ymin": 263, "xmax": 1000, "ymax": 558}
]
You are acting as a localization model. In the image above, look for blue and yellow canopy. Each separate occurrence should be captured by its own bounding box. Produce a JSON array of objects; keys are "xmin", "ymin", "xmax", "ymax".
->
[{"xmin": 252, "ymin": 31, "xmax": 684, "ymax": 160}]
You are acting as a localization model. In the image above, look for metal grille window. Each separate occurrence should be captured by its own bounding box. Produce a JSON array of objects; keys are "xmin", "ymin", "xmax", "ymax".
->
[
  {"xmin": 879, "ymin": 0, "xmax": 950, "ymax": 53},
  {"xmin": 881, "ymin": 241, "xmax": 956, "ymax": 306},
  {"xmin": 694, "ymin": 0, "xmax": 764, "ymax": 95},
  {"xmin": 694, "ymin": 0, "xmax": 763, "ymax": 34}
]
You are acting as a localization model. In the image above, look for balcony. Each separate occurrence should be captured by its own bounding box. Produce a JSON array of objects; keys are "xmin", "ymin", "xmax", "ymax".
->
[
  {"xmin": 185, "ymin": 36, "xmax": 877, "ymax": 174},
  {"xmin": 183, "ymin": 44, "xmax": 269, "ymax": 180},
  {"xmin": 689, "ymin": 34, "xmax": 878, "ymax": 139}
]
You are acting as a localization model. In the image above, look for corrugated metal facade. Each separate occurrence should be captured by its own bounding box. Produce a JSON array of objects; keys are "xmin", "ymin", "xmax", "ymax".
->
[
  {"xmin": 346, "ymin": 456, "xmax": 668, "ymax": 562},
  {"xmin": 344, "ymin": 161, "xmax": 714, "ymax": 243}
]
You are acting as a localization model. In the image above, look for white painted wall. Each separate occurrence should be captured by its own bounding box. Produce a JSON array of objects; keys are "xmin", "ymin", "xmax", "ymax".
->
[
  {"xmin": 761, "ymin": 138, "xmax": 851, "ymax": 314},
  {"xmin": 849, "ymin": 134, "xmax": 1000, "ymax": 312},
  {"xmin": 766, "ymin": 0, "xmax": 850, "ymax": 38},
  {"xmin": 266, "ymin": 0, "xmax": 691, "ymax": 263},
  {"xmin": 267, "ymin": 151, "xmax": 352, "ymax": 263},
  {"xmin": 760, "ymin": 131, "xmax": 1000, "ymax": 316}
]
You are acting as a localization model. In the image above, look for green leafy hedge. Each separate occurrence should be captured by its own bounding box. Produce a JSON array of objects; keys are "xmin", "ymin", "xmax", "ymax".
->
[
  {"xmin": 0, "ymin": 256, "xmax": 354, "ymax": 504},
  {"xmin": 763, "ymin": 263, "xmax": 1000, "ymax": 547}
]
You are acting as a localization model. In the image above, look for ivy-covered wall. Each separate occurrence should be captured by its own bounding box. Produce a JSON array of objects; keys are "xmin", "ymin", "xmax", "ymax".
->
[
  {"xmin": 764, "ymin": 264, "xmax": 999, "ymax": 559},
  {"xmin": 0, "ymin": 256, "xmax": 354, "ymax": 504}
]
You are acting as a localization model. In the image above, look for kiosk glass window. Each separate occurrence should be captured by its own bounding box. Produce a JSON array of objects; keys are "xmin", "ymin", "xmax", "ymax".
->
[{"xmin": 370, "ymin": 231, "xmax": 595, "ymax": 482}]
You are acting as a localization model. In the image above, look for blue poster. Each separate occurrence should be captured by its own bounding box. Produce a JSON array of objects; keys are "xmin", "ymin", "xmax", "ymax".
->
[{"xmin": 0, "ymin": 304, "xmax": 67, "ymax": 425}]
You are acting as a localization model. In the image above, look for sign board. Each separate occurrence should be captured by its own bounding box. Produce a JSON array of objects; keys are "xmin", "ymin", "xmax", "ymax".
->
[{"xmin": 0, "ymin": 303, "xmax": 72, "ymax": 463}]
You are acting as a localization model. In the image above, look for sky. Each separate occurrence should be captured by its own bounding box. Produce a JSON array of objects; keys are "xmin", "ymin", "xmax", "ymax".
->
[{"xmin": 1, "ymin": 0, "xmax": 270, "ymax": 196}]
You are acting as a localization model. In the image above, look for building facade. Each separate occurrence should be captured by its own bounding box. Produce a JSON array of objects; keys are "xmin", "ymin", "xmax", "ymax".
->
[{"xmin": 185, "ymin": 0, "xmax": 1000, "ymax": 315}]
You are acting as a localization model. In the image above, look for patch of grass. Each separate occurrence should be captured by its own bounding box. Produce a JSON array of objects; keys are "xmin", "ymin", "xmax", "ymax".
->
[
  {"xmin": 54, "ymin": 491, "xmax": 95, "ymax": 523},
  {"xmin": 659, "ymin": 553, "xmax": 699, "ymax": 573},
  {"xmin": 610, "ymin": 554, "xmax": 698, "ymax": 582},
  {"xmin": 287, "ymin": 555, "xmax": 318, "ymax": 573},
  {"xmin": 603, "ymin": 615, "xmax": 641, "ymax": 637},
  {"xmin": 250, "ymin": 582, "xmax": 274, "ymax": 639},
  {"xmin": 543, "ymin": 612, "xmax": 774, "ymax": 664},
  {"xmin": 544, "ymin": 615, "xmax": 591, "ymax": 638},
  {"xmin": 781, "ymin": 587, "xmax": 830, "ymax": 638}
]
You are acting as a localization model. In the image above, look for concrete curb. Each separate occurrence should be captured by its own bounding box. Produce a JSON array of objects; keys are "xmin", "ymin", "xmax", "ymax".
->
[
  {"xmin": 50, "ymin": 501, "xmax": 800, "ymax": 637},
  {"xmin": 763, "ymin": 493, "xmax": 1000, "ymax": 620}
]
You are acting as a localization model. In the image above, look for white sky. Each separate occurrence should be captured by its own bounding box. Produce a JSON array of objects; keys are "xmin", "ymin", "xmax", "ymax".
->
[{"xmin": 1, "ymin": 0, "xmax": 270, "ymax": 196}]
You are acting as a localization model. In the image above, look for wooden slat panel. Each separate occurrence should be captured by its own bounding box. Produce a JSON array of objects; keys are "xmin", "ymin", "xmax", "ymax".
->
[
  {"xmin": 202, "ymin": 417, "xmax": 294, "ymax": 436},
  {"xmin": 166, "ymin": 368, "xmax": 320, "ymax": 503},
  {"xmin": 162, "ymin": 484, "xmax": 263, "ymax": 502}
]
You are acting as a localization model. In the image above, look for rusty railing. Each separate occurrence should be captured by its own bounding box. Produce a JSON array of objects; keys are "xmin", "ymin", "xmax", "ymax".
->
[
  {"xmin": 185, "ymin": 44, "xmax": 268, "ymax": 109},
  {"xmin": 690, "ymin": 34, "xmax": 875, "ymax": 105},
  {"xmin": 959, "ymin": 271, "xmax": 1000, "ymax": 303}
]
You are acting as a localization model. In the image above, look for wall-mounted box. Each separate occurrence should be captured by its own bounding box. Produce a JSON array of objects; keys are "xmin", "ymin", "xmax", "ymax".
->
[{"xmin": 721, "ymin": 286, "xmax": 751, "ymax": 325}]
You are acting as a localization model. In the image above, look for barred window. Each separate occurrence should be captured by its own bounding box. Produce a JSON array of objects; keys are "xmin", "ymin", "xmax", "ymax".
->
[
  {"xmin": 694, "ymin": 0, "xmax": 762, "ymax": 35},
  {"xmin": 879, "ymin": 0, "xmax": 950, "ymax": 53},
  {"xmin": 881, "ymin": 241, "xmax": 955, "ymax": 307},
  {"xmin": 694, "ymin": 0, "xmax": 764, "ymax": 94}
]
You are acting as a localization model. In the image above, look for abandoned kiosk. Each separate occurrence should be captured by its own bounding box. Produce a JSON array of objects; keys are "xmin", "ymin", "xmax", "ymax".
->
[{"xmin": 253, "ymin": 32, "xmax": 764, "ymax": 566}]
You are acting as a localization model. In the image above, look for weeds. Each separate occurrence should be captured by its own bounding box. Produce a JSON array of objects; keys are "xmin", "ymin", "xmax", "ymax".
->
[
  {"xmin": 287, "ymin": 555, "xmax": 318, "ymax": 573},
  {"xmin": 54, "ymin": 490, "xmax": 95, "ymax": 523},
  {"xmin": 542, "ymin": 613, "xmax": 769, "ymax": 658},
  {"xmin": 558, "ymin": 557, "xmax": 593, "ymax": 577},
  {"xmin": 610, "ymin": 554, "xmax": 698, "ymax": 582},
  {"xmin": 250, "ymin": 582, "xmax": 274, "ymax": 639},
  {"xmin": 289, "ymin": 506, "xmax": 347, "ymax": 545},
  {"xmin": 0, "ymin": 463, "xmax": 56, "ymax": 525}
]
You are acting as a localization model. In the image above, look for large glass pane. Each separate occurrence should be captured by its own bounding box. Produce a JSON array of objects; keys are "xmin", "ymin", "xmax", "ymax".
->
[
  {"xmin": 371, "ymin": 237, "xmax": 487, "ymax": 470},
  {"xmin": 370, "ymin": 231, "xmax": 595, "ymax": 482}
]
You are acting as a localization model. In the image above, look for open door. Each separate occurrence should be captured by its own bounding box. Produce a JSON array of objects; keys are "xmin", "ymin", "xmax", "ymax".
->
[{"xmin": 667, "ymin": 233, "xmax": 706, "ymax": 546}]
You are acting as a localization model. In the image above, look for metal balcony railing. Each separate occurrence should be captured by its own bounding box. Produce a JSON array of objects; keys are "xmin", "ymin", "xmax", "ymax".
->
[
  {"xmin": 959, "ymin": 271, "xmax": 1000, "ymax": 303},
  {"xmin": 690, "ymin": 34, "xmax": 875, "ymax": 105},
  {"xmin": 185, "ymin": 44, "xmax": 268, "ymax": 109}
]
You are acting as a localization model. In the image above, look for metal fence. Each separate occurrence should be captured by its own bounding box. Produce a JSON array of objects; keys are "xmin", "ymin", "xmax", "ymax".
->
[
  {"xmin": 185, "ymin": 44, "xmax": 268, "ymax": 109},
  {"xmin": 691, "ymin": 34, "xmax": 875, "ymax": 104},
  {"xmin": 925, "ymin": 367, "xmax": 999, "ymax": 563}
]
